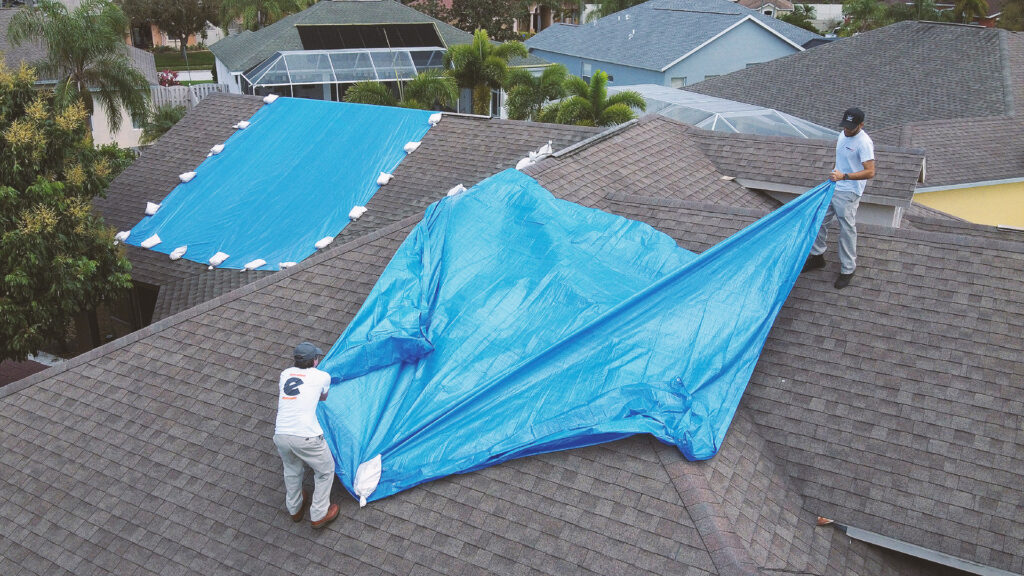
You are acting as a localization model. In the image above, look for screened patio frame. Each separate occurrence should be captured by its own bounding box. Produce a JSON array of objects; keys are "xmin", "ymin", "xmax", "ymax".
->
[{"xmin": 242, "ymin": 47, "xmax": 448, "ymax": 90}]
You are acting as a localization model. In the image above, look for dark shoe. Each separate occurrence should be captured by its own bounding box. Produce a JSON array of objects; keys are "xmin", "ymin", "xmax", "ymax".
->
[
  {"xmin": 834, "ymin": 271, "xmax": 855, "ymax": 289},
  {"xmin": 311, "ymin": 503, "xmax": 339, "ymax": 529},
  {"xmin": 802, "ymin": 254, "xmax": 826, "ymax": 273},
  {"xmin": 290, "ymin": 490, "xmax": 309, "ymax": 522}
]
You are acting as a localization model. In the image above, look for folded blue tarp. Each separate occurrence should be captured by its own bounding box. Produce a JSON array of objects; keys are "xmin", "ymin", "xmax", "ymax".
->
[
  {"xmin": 126, "ymin": 98, "xmax": 434, "ymax": 270},
  {"xmin": 318, "ymin": 169, "xmax": 834, "ymax": 504}
]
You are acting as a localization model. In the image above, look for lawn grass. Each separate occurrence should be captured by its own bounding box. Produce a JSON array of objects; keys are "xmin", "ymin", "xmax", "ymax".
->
[{"xmin": 153, "ymin": 50, "xmax": 215, "ymax": 71}]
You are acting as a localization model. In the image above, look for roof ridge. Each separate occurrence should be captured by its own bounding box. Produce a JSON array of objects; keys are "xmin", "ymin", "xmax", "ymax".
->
[{"xmin": 0, "ymin": 214, "xmax": 421, "ymax": 400}]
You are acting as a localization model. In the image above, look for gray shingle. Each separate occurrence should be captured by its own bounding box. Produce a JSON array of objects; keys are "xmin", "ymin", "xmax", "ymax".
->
[{"xmin": 526, "ymin": 0, "xmax": 819, "ymax": 72}]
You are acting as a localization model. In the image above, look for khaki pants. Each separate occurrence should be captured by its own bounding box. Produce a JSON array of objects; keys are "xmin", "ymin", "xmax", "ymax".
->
[
  {"xmin": 812, "ymin": 188, "xmax": 861, "ymax": 274},
  {"xmin": 273, "ymin": 433, "xmax": 335, "ymax": 521}
]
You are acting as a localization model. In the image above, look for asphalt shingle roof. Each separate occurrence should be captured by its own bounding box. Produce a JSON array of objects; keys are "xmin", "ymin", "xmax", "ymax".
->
[
  {"xmin": 525, "ymin": 0, "xmax": 819, "ymax": 72},
  {"xmin": 5, "ymin": 188, "xmax": 996, "ymax": 575},
  {"xmin": 688, "ymin": 21, "xmax": 1016, "ymax": 131}
]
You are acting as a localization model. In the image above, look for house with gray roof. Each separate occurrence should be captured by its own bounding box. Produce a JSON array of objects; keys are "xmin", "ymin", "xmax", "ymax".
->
[
  {"xmin": 688, "ymin": 20, "xmax": 1024, "ymax": 227},
  {"xmin": 525, "ymin": 0, "xmax": 820, "ymax": 88},
  {"xmin": 3, "ymin": 96, "xmax": 1023, "ymax": 575},
  {"xmin": 209, "ymin": 0, "xmax": 549, "ymax": 114}
]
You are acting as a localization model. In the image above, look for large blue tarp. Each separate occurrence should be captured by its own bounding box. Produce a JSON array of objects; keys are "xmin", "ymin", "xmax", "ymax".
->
[
  {"xmin": 126, "ymin": 98, "xmax": 434, "ymax": 270},
  {"xmin": 318, "ymin": 169, "xmax": 834, "ymax": 503}
]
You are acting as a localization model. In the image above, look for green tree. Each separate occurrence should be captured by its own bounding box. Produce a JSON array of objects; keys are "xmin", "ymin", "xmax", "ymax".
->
[
  {"xmin": 778, "ymin": 4, "xmax": 820, "ymax": 34},
  {"xmin": 0, "ymin": 62, "xmax": 134, "ymax": 362},
  {"xmin": 505, "ymin": 64, "xmax": 567, "ymax": 121},
  {"xmin": 586, "ymin": 0, "xmax": 646, "ymax": 22},
  {"xmin": 343, "ymin": 70, "xmax": 458, "ymax": 110},
  {"xmin": 885, "ymin": 0, "xmax": 944, "ymax": 22},
  {"xmin": 8, "ymin": 0, "xmax": 151, "ymax": 133},
  {"xmin": 218, "ymin": 0, "xmax": 313, "ymax": 32},
  {"xmin": 953, "ymin": 0, "xmax": 989, "ymax": 22},
  {"xmin": 444, "ymin": 29, "xmax": 528, "ymax": 116},
  {"xmin": 119, "ymin": 0, "xmax": 219, "ymax": 59},
  {"xmin": 140, "ymin": 104, "xmax": 187, "ymax": 144},
  {"xmin": 839, "ymin": 0, "xmax": 890, "ymax": 34},
  {"xmin": 538, "ymin": 70, "xmax": 644, "ymax": 126},
  {"xmin": 998, "ymin": 0, "xmax": 1024, "ymax": 30},
  {"xmin": 445, "ymin": 0, "xmax": 527, "ymax": 41}
]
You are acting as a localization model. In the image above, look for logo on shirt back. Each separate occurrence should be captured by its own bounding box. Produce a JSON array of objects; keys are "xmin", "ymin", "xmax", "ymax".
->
[{"xmin": 283, "ymin": 377, "xmax": 303, "ymax": 396}]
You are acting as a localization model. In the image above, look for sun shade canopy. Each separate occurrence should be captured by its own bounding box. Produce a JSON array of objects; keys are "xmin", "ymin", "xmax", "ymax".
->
[
  {"xmin": 316, "ymin": 169, "xmax": 835, "ymax": 504},
  {"xmin": 611, "ymin": 84, "xmax": 837, "ymax": 139},
  {"xmin": 244, "ymin": 48, "xmax": 447, "ymax": 88},
  {"xmin": 126, "ymin": 97, "xmax": 435, "ymax": 270}
]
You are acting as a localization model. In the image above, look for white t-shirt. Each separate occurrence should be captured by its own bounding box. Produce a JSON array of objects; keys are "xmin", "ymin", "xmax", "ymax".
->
[
  {"xmin": 835, "ymin": 130, "xmax": 874, "ymax": 196},
  {"xmin": 274, "ymin": 366, "xmax": 331, "ymax": 437}
]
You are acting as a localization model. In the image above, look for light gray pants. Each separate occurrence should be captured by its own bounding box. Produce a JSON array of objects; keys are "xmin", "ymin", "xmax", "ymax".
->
[
  {"xmin": 273, "ymin": 433, "xmax": 335, "ymax": 521},
  {"xmin": 812, "ymin": 188, "xmax": 861, "ymax": 274}
]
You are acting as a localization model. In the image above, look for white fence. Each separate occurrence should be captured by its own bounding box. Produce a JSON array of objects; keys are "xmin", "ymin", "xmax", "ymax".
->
[{"xmin": 150, "ymin": 84, "xmax": 229, "ymax": 111}]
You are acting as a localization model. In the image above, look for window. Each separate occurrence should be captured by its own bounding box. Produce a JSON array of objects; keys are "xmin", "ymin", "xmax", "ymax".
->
[
  {"xmin": 582, "ymin": 62, "xmax": 591, "ymax": 82},
  {"xmin": 670, "ymin": 77, "xmax": 686, "ymax": 88}
]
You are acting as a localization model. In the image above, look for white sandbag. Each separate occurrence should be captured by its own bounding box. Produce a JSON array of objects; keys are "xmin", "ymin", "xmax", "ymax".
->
[
  {"xmin": 210, "ymin": 143, "xmax": 225, "ymax": 155},
  {"xmin": 279, "ymin": 262, "xmax": 297, "ymax": 269},
  {"xmin": 141, "ymin": 234, "xmax": 161, "ymax": 248},
  {"xmin": 233, "ymin": 120, "xmax": 250, "ymax": 129},
  {"xmin": 179, "ymin": 171, "xmax": 197, "ymax": 183},
  {"xmin": 403, "ymin": 141, "xmax": 421, "ymax": 154},
  {"xmin": 515, "ymin": 157, "xmax": 534, "ymax": 170},
  {"xmin": 354, "ymin": 454, "xmax": 382, "ymax": 508},
  {"xmin": 145, "ymin": 202, "xmax": 160, "ymax": 216},
  {"xmin": 349, "ymin": 206, "xmax": 367, "ymax": 220},
  {"xmin": 243, "ymin": 258, "xmax": 266, "ymax": 271},
  {"xmin": 428, "ymin": 112, "xmax": 442, "ymax": 126},
  {"xmin": 114, "ymin": 231, "xmax": 130, "ymax": 243},
  {"xmin": 209, "ymin": 251, "xmax": 229, "ymax": 267},
  {"xmin": 446, "ymin": 184, "xmax": 466, "ymax": 197},
  {"xmin": 169, "ymin": 245, "xmax": 187, "ymax": 260},
  {"xmin": 263, "ymin": 94, "xmax": 279, "ymax": 104},
  {"xmin": 538, "ymin": 140, "xmax": 553, "ymax": 156},
  {"xmin": 315, "ymin": 236, "xmax": 334, "ymax": 250},
  {"xmin": 377, "ymin": 172, "xmax": 393, "ymax": 186}
]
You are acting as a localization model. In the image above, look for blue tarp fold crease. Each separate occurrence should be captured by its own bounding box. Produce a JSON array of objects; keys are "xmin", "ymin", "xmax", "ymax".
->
[{"xmin": 318, "ymin": 169, "xmax": 834, "ymax": 503}]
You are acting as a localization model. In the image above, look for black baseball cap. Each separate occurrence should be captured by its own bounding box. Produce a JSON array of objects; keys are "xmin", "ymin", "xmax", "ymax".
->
[
  {"xmin": 840, "ymin": 107, "xmax": 865, "ymax": 129},
  {"xmin": 293, "ymin": 342, "xmax": 324, "ymax": 363}
]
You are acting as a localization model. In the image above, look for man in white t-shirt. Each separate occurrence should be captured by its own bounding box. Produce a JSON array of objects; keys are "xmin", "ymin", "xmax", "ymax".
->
[
  {"xmin": 273, "ymin": 342, "xmax": 339, "ymax": 528},
  {"xmin": 802, "ymin": 107, "xmax": 875, "ymax": 289}
]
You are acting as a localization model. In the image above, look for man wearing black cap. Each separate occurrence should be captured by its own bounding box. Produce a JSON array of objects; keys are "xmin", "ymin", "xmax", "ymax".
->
[
  {"xmin": 803, "ymin": 107, "xmax": 875, "ymax": 289},
  {"xmin": 273, "ymin": 342, "xmax": 339, "ymax": 529}
]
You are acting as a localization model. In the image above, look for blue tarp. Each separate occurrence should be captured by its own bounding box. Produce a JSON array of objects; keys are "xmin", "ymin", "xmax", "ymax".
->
[
  {"xmin": 318, "ymin": 169, "xmax": 834, "ymax": 504},
  {"xmin": 126, "ymin": 98, "xmax": 434, "ymax": 270}
]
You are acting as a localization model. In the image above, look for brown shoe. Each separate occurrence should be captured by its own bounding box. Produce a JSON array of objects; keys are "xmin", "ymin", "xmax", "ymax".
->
[
  {"xmin": 290, "ymin": 490, "xmax": 309, "ymax": 523},
  {"xmin": 311, "ymin": 503, "xmax": 339, "ymax": 529}
]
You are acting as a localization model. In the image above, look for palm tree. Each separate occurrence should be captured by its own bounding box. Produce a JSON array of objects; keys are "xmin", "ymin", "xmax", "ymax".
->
[
  {"xmin": 505, "ymin": 64, "xmax": 567, "ymax": 121},
  {"xmin": 219, "ymin": 0, "xmax": 315, "ymax": 32},
  {"xmin": 953, "ymin": 0, "xmax": 989, "ymax": 22},
  {"xmin": 344, "ymin": 70, "xmax": 458, "ymax": 110},
  {"xmin": 539, "ymin": 70, "xmax": 644, "ymax": 127},
  {"xmin": 444, "ymin": 29, "xmax": 528, "ymax": 116},
  {"xmin": 8, "ymin": 0, "xmax": 150, "ymax": 133}
]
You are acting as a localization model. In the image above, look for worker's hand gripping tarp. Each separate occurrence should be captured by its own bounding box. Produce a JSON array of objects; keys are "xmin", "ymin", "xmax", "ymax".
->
[{"xmin": 317, "ymin": 169, "xmax": 834, "ymax": 504}]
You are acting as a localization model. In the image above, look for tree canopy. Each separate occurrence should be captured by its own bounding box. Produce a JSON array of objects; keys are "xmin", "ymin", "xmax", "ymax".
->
[
  {"xmin": 539, "ymin": 70, "xmax": 644, "ymax": 127},
  {"xmin": 444, "ymin": 29, "xmax": 527, "ymax": 116},
  {"xmin": 218, "ymin": 0, "xmax": 314, "ymax": 32},
  {"xmin": 505, "ymin": 64, "xmax": 567, "ymax": 121},
  {"xmin": 343, "ymin": 70, "xmax": 457, "ymax": 110},
  {"xmin": 778, "ymin": 4, "xmax": 820, "ymax": 34},
  {"xmin": 0, "ymin": 63, "xmax": 134, "ymax": 362},
  {"xmin": 8, "ymin": 0, "xmax": 151, "ymax": 133},
  {"xmin": 119, "ymin": 0, "xmax": 219, "ymax": 57}
]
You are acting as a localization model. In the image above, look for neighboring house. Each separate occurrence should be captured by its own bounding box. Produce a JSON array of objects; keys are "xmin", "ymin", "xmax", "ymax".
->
[
  {"xmin": 735, "ymin": 0, "xmax": 793, "ymax": 17},
  {"xmin": 525, "ymin": 0, "xmax": 820, "ymax": 88},
  {"xmin": 0, "ymin": 7, "xmax": 158, "ymax": 148},
  {"xmin": 209, "ymin": 0, "xmax": 550, "ymax": 115},
  {"xmin": 3, "ymin": 100, "xmax": 1023, "ymax": 576},
  {"xmin": 689, "ymin": 20, "xmax": 1024, "ymax": 226}
]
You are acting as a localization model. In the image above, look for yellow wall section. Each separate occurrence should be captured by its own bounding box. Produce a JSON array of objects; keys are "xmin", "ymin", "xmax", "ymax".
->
[{"xmin": 914, "ymin": 181, "xmax": 1024, "ymax": 227}]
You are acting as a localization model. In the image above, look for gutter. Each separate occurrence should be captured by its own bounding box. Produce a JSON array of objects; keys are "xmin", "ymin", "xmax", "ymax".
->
[{"xmin": 914, "ymin": 176, "xmax": 1024, "ymax": 194}]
